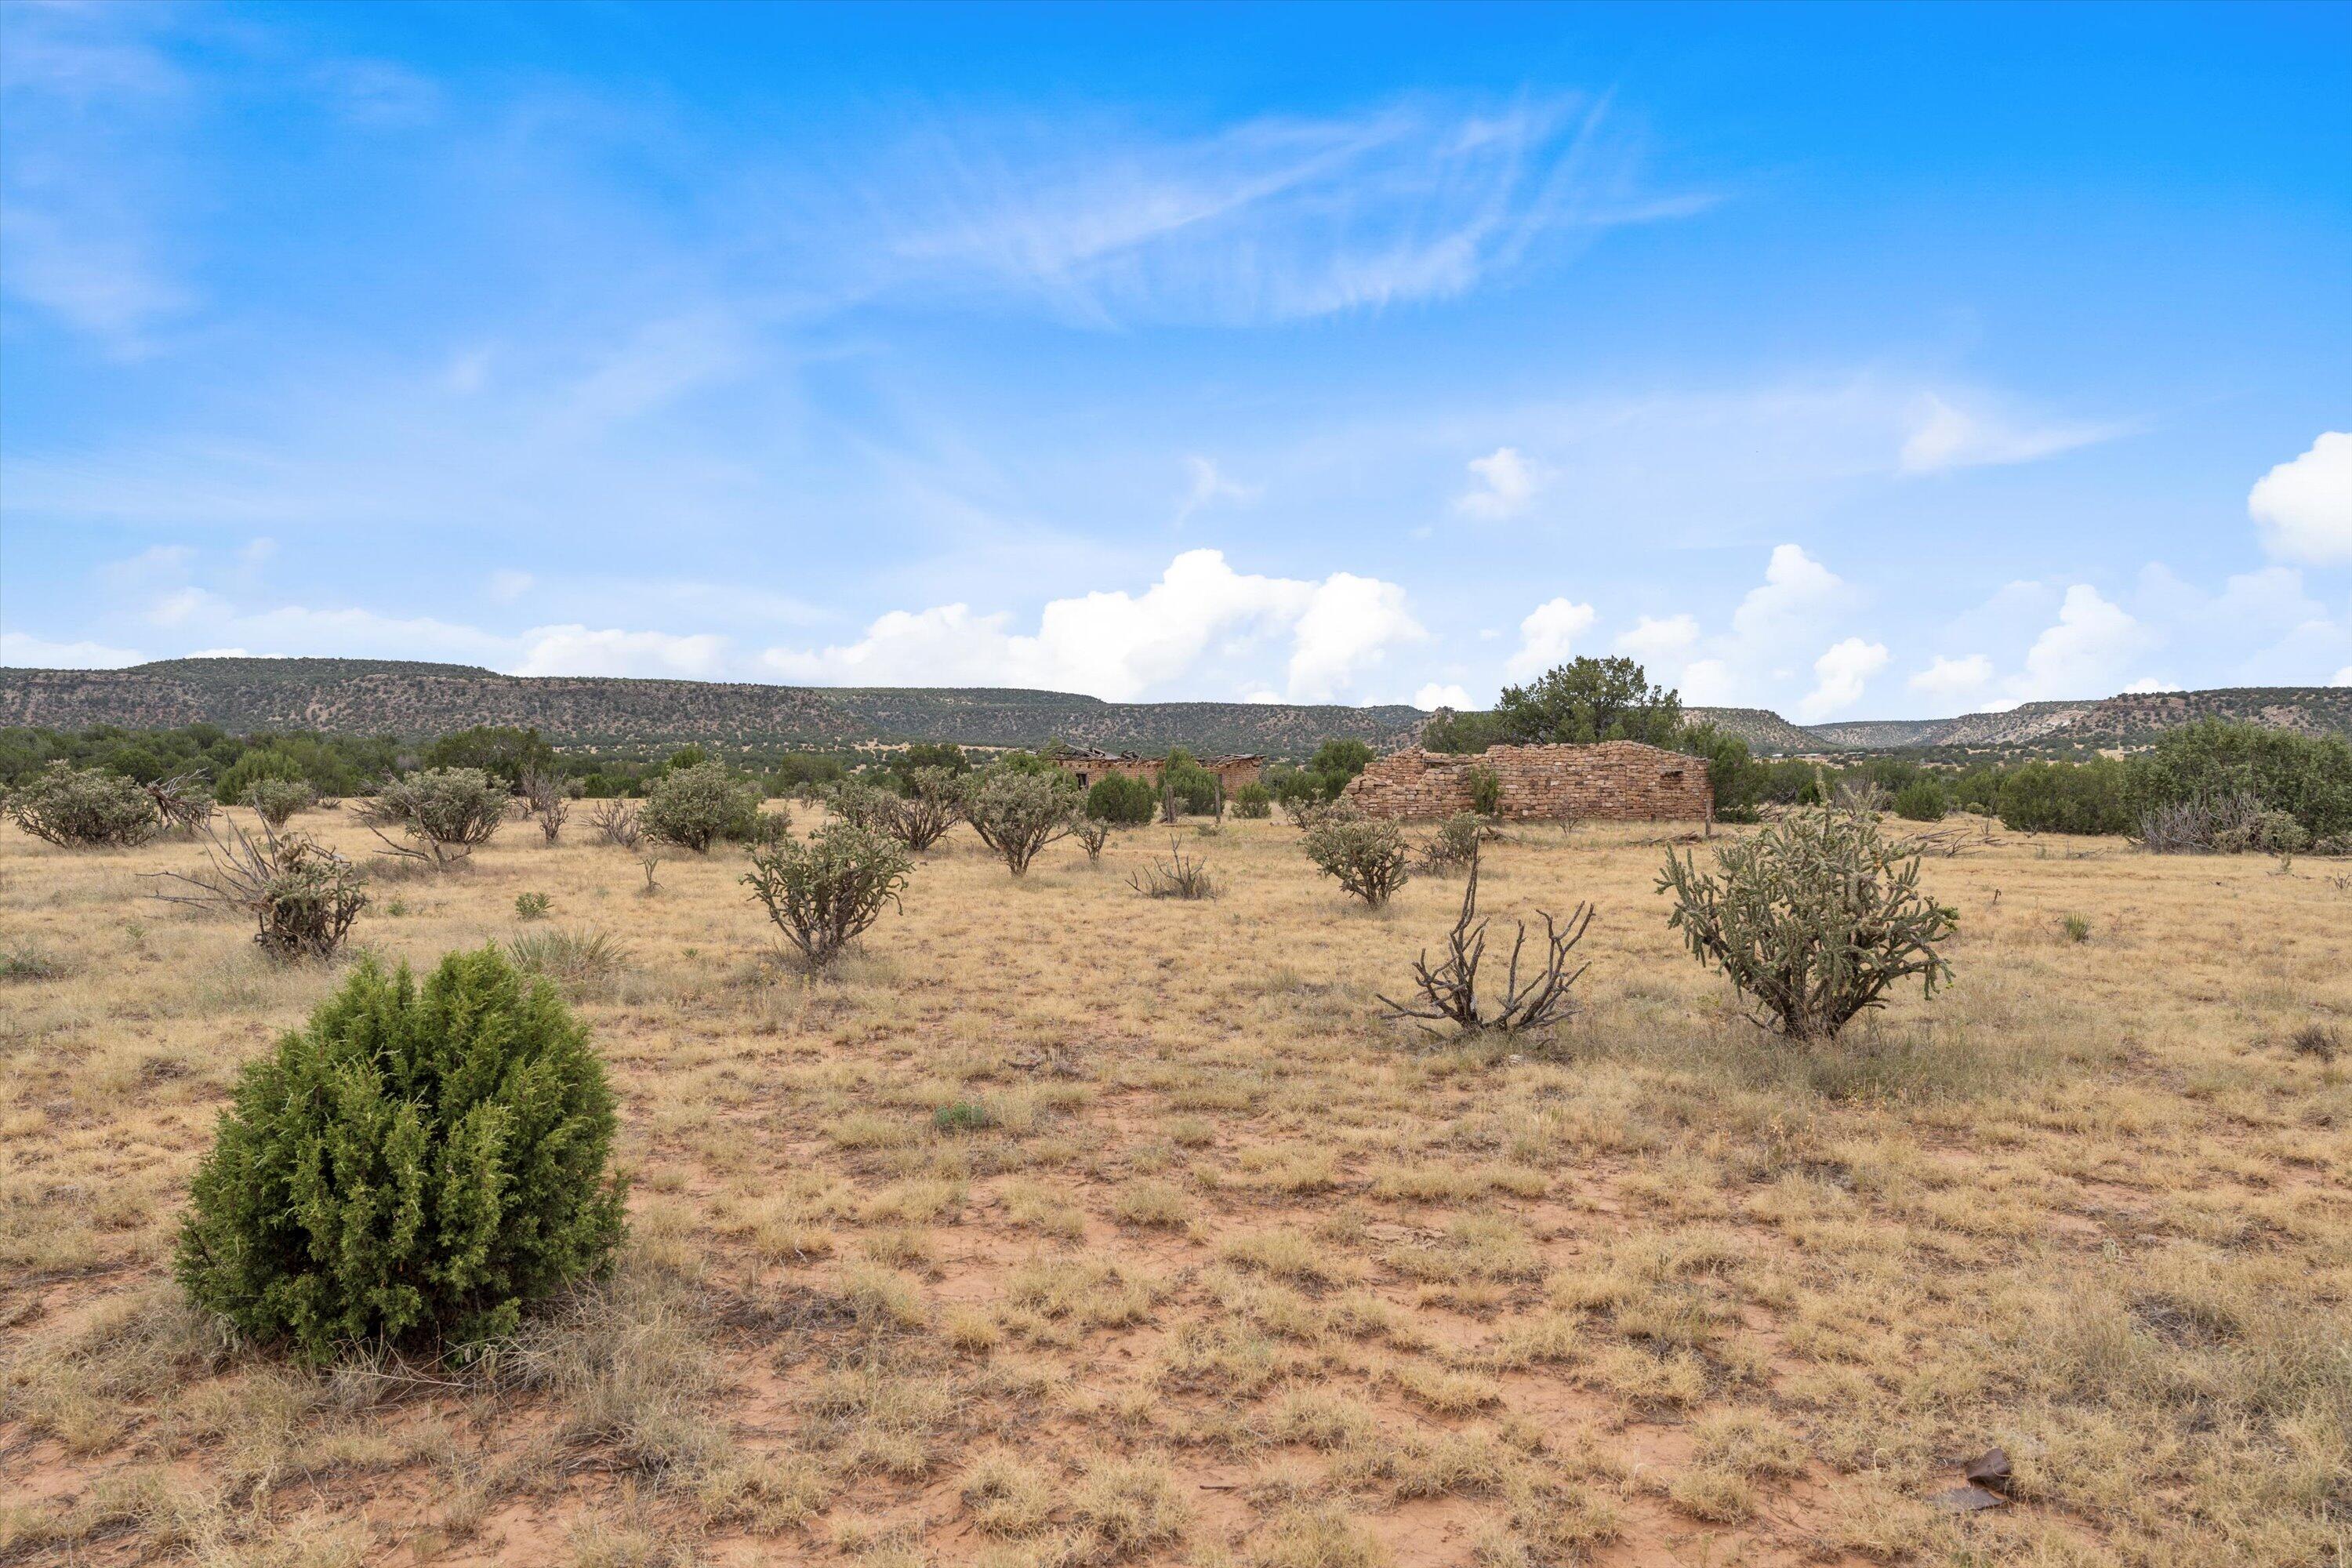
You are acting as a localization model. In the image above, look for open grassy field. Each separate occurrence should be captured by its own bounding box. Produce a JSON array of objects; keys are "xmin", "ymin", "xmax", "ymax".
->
[{"xmin": 2, "ymin": 804, "xmax": 2347, "ymax": 1567}]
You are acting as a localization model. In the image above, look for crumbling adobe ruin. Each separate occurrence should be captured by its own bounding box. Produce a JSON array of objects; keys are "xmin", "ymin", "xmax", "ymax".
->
[{"xmin": 1343, "ymin": 741, "xmax": 1711, "ymax": 822}]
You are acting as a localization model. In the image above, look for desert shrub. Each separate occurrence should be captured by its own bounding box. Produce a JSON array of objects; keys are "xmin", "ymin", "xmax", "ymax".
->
[
  {"xmin": 1158, "ymin": 750, "xmax": 1221, "ymax": 818},
  {"xmin": 1418, "ymin": 812, "xmax": 1486, "ymax": 874},
  {"xmin": 742, "ymin": 821, "xmax": 913, "ymax": 968},
  {"xmin": 144, "ymin": 771, "xmax": 214, "ymax": 835},
  {"xmin": 210, "ymin": 748, "xmax": 307, "ymax": 810},
  {"xmin": 586, "ymin": 798, "xmax": 643, "ymax": 849},
  {"xmin": 515, "ymin": 891, "xmax": 552, "ymax": 920},
  {"xmin": 1073, "ymin": 815, "xmax": 1112, "ymax": 864},
  {"xmin": 2125, "ymin": 719, "xmax": 2352, "ymax": 841},
  {"xmin": 964, "ymin": 766, "xmax": 1080, "ymax": 875},
  {"xmin": 1676, "ymin": 721, "xmax": 1765, "ymax": 823},
  {"xmin": 1657, "ymin": 804, "xmax": 1959, "ymax": 1041},
  {"xmin": 244, "ymin": 775, "xmax": 315, "ymax": 828},
  {"xmin": 176, "ymin": 947, "xmax": 626, "ymax": 1362},
  {"xmin": 2138, "ymin": 792, "xmax": 2274, "ymax": 855},
  {"xmin": 1463, "ymin": 763, "xmax": 1503, "ymax": 818},
  {"xmin": 827, "ymin": 777, "xmax": 898, "ymax": 834},
  {"xmin": 154, "ymin": 817, "xmax": 367, "ymax": 961},
  {"xmin": 1998, "ymin": 759, "xmax": 2132, "ymax": 836},
  {"xmin": 368, "ymin": 768, "xmax": 508, "ymax": 866},
  {"xmin": 888, "ymin": 742, "xmax": 969, "ymax": 791},
  {"xmin": 419, "ymin": 724, "xmax": 557, "ymax": 790},
  {"xmin": 640, "ymin": 761, "xmax": 763, "ymax": 853},
  {"xmin": 1892, "ymin": 779, "xmax": 1947, "ymax": 822},
  {"xmin": 1231, "ymin": 782, "xmax": 1273, "ymax": 818},
  {"xmin": 1086, "ymin": 773, "xmax": 1158, "ymax": 826},
  {"xmin": 1301, "ymin": 803, "xmax": 1411, "ymax": 907},
  {"xmin": 519, "ymin": 769, "xmax": 571, "ymax": 845},
  {"xmin": 1381, "ymin": 844, "xmax": 1592, "ymax": 1038},
  {"xmin": 5, "ymin": 761, "xmax": 158, "ymax": 848},
  {"xmin": 1129, "ymin": 836, "xmax": 1218, "ymax": 899}
]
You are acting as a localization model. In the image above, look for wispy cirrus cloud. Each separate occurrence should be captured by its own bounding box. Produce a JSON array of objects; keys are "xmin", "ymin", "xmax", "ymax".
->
[{"xmin": 860, "ymin": 94, "xmax": 1714, "ymax": 327}]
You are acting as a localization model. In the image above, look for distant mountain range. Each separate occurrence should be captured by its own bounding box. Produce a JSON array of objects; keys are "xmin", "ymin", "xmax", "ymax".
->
[
  {"xmin": 0, "ymin": 658, "xmax": 1425, "ymax": 757},
  {"xmin": 2, "ymin": 658, "xmax": 2344, "ymax": 760}
]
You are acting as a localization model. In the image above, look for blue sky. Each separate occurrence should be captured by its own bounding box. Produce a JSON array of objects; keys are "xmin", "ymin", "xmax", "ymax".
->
[{"xmin": 3, "ymin": 2, "xmax": 2347, "ymax": 718}]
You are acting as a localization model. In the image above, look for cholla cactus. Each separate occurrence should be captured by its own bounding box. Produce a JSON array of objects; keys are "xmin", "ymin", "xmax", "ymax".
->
[
  {"xmin": 1657, "ymin": 804, "xmax": 1958, "ymax": 1040},
  {"xmin": 964, "ymin": 766, "xmax": 1081, "ymax": 875},
  {"xmin": 742, "ymin": 820, "xmax": 913, "ymax": 967},
  {"xmin": 1301, "ymin": 801, "xmax": 1411, "ymax": 908}
]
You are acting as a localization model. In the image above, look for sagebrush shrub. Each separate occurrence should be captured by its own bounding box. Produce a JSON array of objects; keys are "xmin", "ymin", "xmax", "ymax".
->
[
  {"xmin": 175, "ymin": 947, "xmax": 626, "ymax": 1361},
  {"xmin": 1657, "ymin": 805, "xmax": 1958, "ymax": 1041},
  {"xmin": 5, "ymin": 762, "xmax": 158, "ymax": 848},
  {"xmin": 640, "ymin": 761, "xmax": 764, "ymax": 852},
  {"xmin": 245, "ymin": 776, "xmax": 315, "ymax": 828},
  {"xmin": 1301, "ymin": 803, "xmax": 1411, "ymax": 907},
  {"xmin": 742, "ymin": 820, "xmax": 913, "ymax": 968},
  {"xmin": 1085, "ymin": 773, "xmax": 1158, "ymax": 826},
  {"xmin": 964, "ymin": 767, "xmax": 1080, "ymax": 875}
]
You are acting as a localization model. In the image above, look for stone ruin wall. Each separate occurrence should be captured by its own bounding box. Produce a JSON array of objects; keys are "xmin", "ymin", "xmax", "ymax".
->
[{"xmin": 1342, "ymin": 742, "xmax": 1712, "ymax": 822}]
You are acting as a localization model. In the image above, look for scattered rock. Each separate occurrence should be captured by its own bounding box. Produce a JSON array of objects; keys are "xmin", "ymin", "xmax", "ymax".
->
[
  {"xmin": 1930, "ymin": 1483, "xmax": 2005, "ymax": 1513},
  {"xmin": 1964, "ymin": 1446, "xmax": 2013, "ymax": 1491}
]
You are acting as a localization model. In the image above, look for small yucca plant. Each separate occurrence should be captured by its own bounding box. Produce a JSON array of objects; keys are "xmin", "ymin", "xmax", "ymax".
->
[{"xmin": 176, "ymin": 946, "xmax": 626, "ymax": 1362}]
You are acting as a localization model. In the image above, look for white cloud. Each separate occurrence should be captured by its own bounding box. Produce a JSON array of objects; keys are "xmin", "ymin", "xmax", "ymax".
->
[
  {"xmin": 2122, "ymin": 677, "xmax": 2182, "ymax": 693},
  {"xmin": 514, "ymin": 626, "xmax": 728, "ymax": 679},
  {"xmin": 1504, "ymin": 597, "xmax": 1596, "ymax": 682},
  {"xmin": 0, "ymin": 631, "xmax": 147, "ymax": 668},
  {"xmin": 1798, "ymin": 637, "xmax": 1888, "ymax": 720},
  {"xmin": 2013, "ymin": 584, "xmax": 2148, "ymax": 700},
  {"xmin": 2336, "ymin": 665, "xmax": 2352, "ymax": 687},
  {"xmin": 876, "ymin": 94, "xmax": 1711, "ymax": 328},
  {"xmin": 1730, "ymin": 543, "xmax": 1851, "ymax": 653},
  {"xmin": 1456, "ymin": 446, "xmax": 1543, "ymax": 520},
  {"xmin": 2249, "ymin": 432, "xmax": 2352, "ymax": 565},
  {"xmin": 760, "ymin": 549, "xmax": 1422, "ymax": 702},
  {"xmin": 1897, "ymin": 392, "xmax": 2120, "ymax": 475},
  {"xmin": 1414, "ymin": 682, "xmax": 1474, "ymax": 710},
  {"xmin": 488, "ymin": 569, "xmax": 535, "ymax": 603},
  {"xmin": 1174, "ymin": 456, "xmax": 1259, "ymax": 526},
  {"xmin": 1611, "ymin": 613, "xmax": 1700, "ymax": 684},
  {"xmin": 1908, "ymin": 653, "xmax": 1994, "ymax": 704}
]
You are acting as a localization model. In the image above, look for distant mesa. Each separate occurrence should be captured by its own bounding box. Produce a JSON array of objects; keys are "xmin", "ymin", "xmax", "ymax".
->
[{"xmin": 0, "ymin": 656, "xmax": 2343, "ymax": 758}]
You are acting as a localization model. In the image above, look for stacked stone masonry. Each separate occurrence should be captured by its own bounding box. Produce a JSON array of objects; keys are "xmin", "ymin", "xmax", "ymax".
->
[{"xmin": 1343, "ymin": 742, "xmax": 1712, "ymax": 822}]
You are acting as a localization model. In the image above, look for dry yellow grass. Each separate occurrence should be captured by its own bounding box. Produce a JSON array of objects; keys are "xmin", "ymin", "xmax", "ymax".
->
[{"xmin": 2, "ymin": 803, "xmax": 2347, "ymax": 1566}]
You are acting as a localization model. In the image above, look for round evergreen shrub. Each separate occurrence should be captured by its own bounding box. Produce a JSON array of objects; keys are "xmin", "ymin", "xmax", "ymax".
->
[
  {"xmin": 176, "ymin": 947, "xmax": 627, "ymax": 1363},
  {"xmin": 1892, "ymin": 779, "xmax": 1948, "ymax": 822},
  {"xmin": 1085, "ymin": 772, "xmax": 1158, "ymax": 826},
  {"xmin": 1230, "ymin": 781, "xmax": 1273, "ymax": 818}
]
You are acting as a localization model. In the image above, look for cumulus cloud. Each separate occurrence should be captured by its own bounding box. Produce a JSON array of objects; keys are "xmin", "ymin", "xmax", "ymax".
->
[
  {"xmin": 2013, "ymin": 584, "xmax": 2150, "ymax": 700},
  {"xmin": 1456, "ymin": 446, "xmax": 1544, "ymax": 520},
  {"xmin": 1504, "ymin": 597, "xmax": 1596, "ymax": 682},
  {"xmin": 1797, "ymin": 637, "xmax": 1888, "ymax": 720},
  {"xmin": 1414, "ymin": 682, "xmax": 1474, "ymax": 710},
  {"xmin": 1897, "ymin": 392, "xmax": 2120, "ymax": 475},
  {"xmin": 2336, "ymin": 665, "xmax": 2352, "ymax": 687},
  {"xmin": 1612, "ymin": 614, "xmax": 1700, "ymax": 668},
  {"xmin": 1, "ymin": 631, "xmax": 147, "ymax": 668},
  {"xmin": 1730, "ymin": 543, "xmax": 1851, "ymax": 655},
  {"xmin": 760, "ymin": 549, "xmax": 1423, "ymax": 702},
  {"xmin": 513, "ymin": 626, "xmax": 728, "ymax": 679},
  {"xmin": 1908, "ymin": 652, "xmax": 1994, "ymax": 705},
  {"xmin": 2249, "ymin": 432, "xmax": 2352, "ymax": 565}
]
